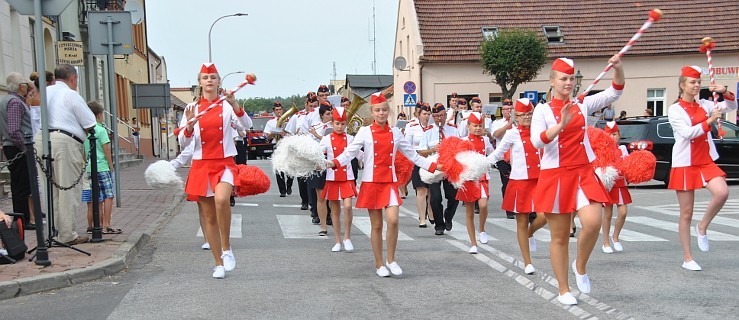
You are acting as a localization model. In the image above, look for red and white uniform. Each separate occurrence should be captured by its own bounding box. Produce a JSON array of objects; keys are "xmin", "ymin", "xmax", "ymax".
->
[
  {"xmin": 607, "ymin": 145, "xmax": 632, "ymax": 205},
  {"xmin": 179, "ymin": 98, "xmax": 251, "ymax": 201},
  {"xmin": 455, "ymin": 133, "xmax": 494, "ymax": 203},
  {"xmin": 333, "ymin": 121, "xmax": 436, "ymax": 209},
  {"xmin": 489, "ymin": 126, "xmax": 541, "ymax": 213},
  {"xmin": 530, "ymin": 84, "xmax": 623, "ymax": 213},
  {"xmin": 320, "ymin": 132, "xmax": 360, "ymax": 200},
  {"xmin": 667, "ymin": 92, "xmax": 737, "ymax": 190}
]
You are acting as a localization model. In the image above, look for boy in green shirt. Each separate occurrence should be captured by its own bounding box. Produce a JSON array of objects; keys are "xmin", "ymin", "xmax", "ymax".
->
[{"xmin": 82, "ymin": 101, "xmax": 120, "ymax": 234}]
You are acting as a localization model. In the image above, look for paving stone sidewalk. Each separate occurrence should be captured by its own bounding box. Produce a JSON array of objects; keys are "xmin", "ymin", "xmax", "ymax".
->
[{"xmin": 0, "ymin": 159, "xmax": 186, "ymax": 300}]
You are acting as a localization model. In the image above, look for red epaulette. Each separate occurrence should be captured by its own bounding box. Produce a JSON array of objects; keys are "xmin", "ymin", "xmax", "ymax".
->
[{"xmin": 409, "ymin": 123, "xmax": 419, "ymax": 127}]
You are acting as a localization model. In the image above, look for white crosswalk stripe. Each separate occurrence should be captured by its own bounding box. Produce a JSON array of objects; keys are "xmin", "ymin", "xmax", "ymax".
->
[
  {"xmin": 196, "ymin": 214, "xmax": 242, "ymax": 238},
  {"xmin": 628, "ymin": 216, "xmax": 739, "ymax": 241},
  {"xmin": 489, "ymin": 218, "xmax": 573, "ymax": 243},
  {"xmin": 352, "ymin": 217, "xmax": 414, "ymax": 241},
  {"xmin": 637, "ymin": 199, "xmax": 739, "ymax": 215},
  {"xmin": 274, "ymin": 215, "xmax": 414, "ymax": 240},
  {"xmin": 234, "ymin": 203, "xmax": 258, "ymax": 207}
]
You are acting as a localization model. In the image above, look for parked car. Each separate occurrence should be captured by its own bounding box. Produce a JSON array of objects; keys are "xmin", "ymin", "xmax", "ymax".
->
[
  {"xmin": 246, "ymin": 116, "xmax": 276, "ymax": 160},
  {"xmin": 595, "ymin": 116, "xmax": 739, "ymax": 185}
]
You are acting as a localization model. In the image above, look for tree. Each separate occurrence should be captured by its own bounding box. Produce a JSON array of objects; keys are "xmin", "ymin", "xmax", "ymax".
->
[
  {"xmin": 237, "ymin": 94, "xmax": 306, "ymax": 115},
  {"xmin": 479, "ymin": 29, "xmax": 548, "ymax": 100}
]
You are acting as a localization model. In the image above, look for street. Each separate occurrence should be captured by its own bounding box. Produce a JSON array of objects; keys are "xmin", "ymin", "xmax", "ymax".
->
[{"xmin": 1, "ymin": 159, "xmax": 738, "ymax": 319}]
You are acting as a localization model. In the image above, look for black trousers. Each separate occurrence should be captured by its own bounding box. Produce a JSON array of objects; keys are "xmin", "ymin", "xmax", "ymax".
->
[
  {"xmin": 3, "ymin": 146, "xmax": 31, "ymax": 222},
  {"xmin": 275, "ymin": 172, "xmax": 293, "ymax": 195},
  {"xmin": 234, "ymin": 140, "xmax": 247, "ymax": 165},
  {"xmin": 298, "ymin": 177, "xmax": 309, "ymax": 205},
  {"xmin": 496, "ymin": 160, "xmax": 514, "ymax": 216},
  {"xmin": 429, "ymin": 179, "xmax": 459, "ymax": 231}
]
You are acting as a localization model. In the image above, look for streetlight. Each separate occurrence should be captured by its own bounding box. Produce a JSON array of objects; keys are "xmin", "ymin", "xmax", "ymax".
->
[
  {"xmin": 222, "ymin": 70, "xmax": 245, "ymax": 84},
  {"xmin": 208, "ymin": 13, "xmax": 248, "ymax": 62},
  {"xmin": 573, "ymin": 70, "xmax": 583, "ymax": 97}
]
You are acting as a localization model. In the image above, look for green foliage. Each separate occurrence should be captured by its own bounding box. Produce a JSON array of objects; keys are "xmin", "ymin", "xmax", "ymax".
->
[
  {"xmin": 237, "ymin": 94, "xmax": 306, "ymax": 115},
  {"xmin": 479, "ymin": 29, "xmax": 548, "ymax": 99}
]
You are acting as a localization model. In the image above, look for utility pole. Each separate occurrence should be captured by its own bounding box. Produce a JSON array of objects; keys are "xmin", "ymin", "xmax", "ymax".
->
[{"xmin": 372, "ymin": 1, "xmax": 377, "ymax": 74}]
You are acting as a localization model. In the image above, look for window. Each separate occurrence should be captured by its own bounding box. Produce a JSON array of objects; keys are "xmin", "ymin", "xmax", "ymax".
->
[
  {"xmin": 488, "ymin": 94, "xmax": 502, "ymax": 103},
  {"xmin": 481, "ymin": 27, "xmax": 498, "ymax": 39},
  {"xmin": 542, "ymin": 26, "xmax": 564, "ymax": 44},
  {"xmin": 713, "ymin": 121, "xmax": 739, "ymax": 141},
  {"xmin": 647, "ymin": 89, "xmax": 666, "ymax": 116}
]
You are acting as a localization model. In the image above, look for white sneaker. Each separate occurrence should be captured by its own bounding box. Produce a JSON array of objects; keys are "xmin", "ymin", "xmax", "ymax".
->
[
  {"xmin": 376, "ymin": 266, "xmax": 390, "ymax": 277},
  {"xmin": 0, "ymin": 248, "xmax": 7, "ymax": 256},
  {"xmin": 479, "ymin": 232, "xmax": 489, "ymax": 244},
  {"xmin": 695, "ymin": 224, "xmax": 709, "ymax": 252},
  {"xmin": 201, "ymin": 242, "xmax": 210, "ymax": 250},
  {"xmin": 682, "ymin": 260, "xmax": 702, "ymax": 271},
  {"xmin": 343, "ymin": 239, "xmax": 354, "ymax": 252},
  {"xmin": 212, "ymin": 266, "xmax": 225, "ymax": 279},
  {"xmin": 602, "ymin": 245, "xmax": 614, "ymax": 254},
  {"xmin": 468, "ymin": 246, "xmax": 479, "ymax": 254},
  {"xmin": 385, "ymin": 261, "xmax": 403, "ymax": 276},
  {"xmin": 571, "ymin": 260, "xmax": 591, "ymax": 293},
  {"xmin": 557, "ymin": 292, "xmax": 578, "ymax": 305},
  {"xmin": 221, "ymin": 250, "xmax": 236, "ymax": 272},
  {"xmin": 524, "ymin": 264, "xmax": 536, "ymax": 275},
  {"xmin": 612, "ymin": 238, "xmax": 624, "ymax": 252},
  {"xmin": 528, "ymin": 237, "xmax": 537, "ymax": 252},
  {"xmin": 331, "ymin": 243, "xmax": 341, "ymax": 252}
]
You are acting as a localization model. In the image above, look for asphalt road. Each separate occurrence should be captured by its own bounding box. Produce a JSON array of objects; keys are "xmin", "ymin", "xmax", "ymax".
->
[{"xmin": 1, "ymin": 159, "xmax": 738, "ymax": 319}]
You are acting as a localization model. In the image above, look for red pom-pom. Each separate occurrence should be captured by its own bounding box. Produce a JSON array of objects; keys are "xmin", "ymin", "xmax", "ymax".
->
[
  {"xmin": 618, "ymin": 150, "xmax": 656, "ymax": 184},
  {"xmin": 649, "ymin": 8, "xmax": 663, "ymax": 21},
  {"xmin": 234, "ymin": 164, "xmax": 271, "ymax": 197},
  {"xmin": 246, "ymin": 73, "xmax": 257, "ymax": 84},
  {"xmin": 438, "ymin": 136, "xmax": 474, "ymax": 185},
  {"xmin": 587, "ymin": 127, "xmax": 619, "ymax": 168},
  {"xmin": 394, "ymin": 152, "xmax": 414, "ymax": 186}
]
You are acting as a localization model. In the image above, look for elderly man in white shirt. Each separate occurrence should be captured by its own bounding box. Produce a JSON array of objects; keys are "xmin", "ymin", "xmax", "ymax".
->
[{"xmin": 34, "ymin": 64, "xmax": 97, "ymax": 245}]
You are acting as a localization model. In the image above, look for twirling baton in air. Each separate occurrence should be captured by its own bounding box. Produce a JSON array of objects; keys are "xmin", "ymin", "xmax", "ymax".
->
[
  {"xmin": 576, "ymin": 8, "xmax": 663, "ymax": 103},
  {"xmin": 173, "ymin": 73, "xmax": 257, "ymax": 137},
  {"xmin": 699, "ymin": 37, "xmax": 725, "ymax": 140}
]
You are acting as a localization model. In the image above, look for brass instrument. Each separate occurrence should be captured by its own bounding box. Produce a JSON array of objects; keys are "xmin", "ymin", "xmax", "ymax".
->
[
  {"xmin": 276, "ymin": 103, "xmax": 299, "ymax": 128},
  {"xmin": 345, "ymin": 95, "xmax": 367, "ymax": 135}
]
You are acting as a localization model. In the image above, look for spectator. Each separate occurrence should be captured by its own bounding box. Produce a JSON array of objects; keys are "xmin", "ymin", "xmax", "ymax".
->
[
  {"xmin": 130, "ymin": 117, "xmax": 140, "ymax": 154},
  {"xmin": 1, "ymin": 72, "xmax": 36, "ymax": 230},
  {"xmin": 82, "ymin": 101, "xmax": 119, "ymax": 235},
  {"xmin": 35, "ymin": 64, "xmax": 96, "ymax": 245},
  {"xmin": 28, "ymin": 71, "xmax": 55, "ymax": 138},
  {"xmin": 618, "ymin": 110, "xmax": 627, "ymax": 120},
  {"xmin": 644, "ymin": 108, "xmax": 654, "ymax": 116},
  {"xmin": 602, "ymin": 104, "xmax": 616, "ymax": 121}
]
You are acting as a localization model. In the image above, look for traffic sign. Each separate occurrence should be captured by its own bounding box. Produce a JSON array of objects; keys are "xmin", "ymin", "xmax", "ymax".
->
[
  {"xmin": 403, "ymin": 81, "xmax": 416, "ymax": 94},
  {"xmin": 524, "ymin": 91, "xmax": 539, "ymax": 104},
  {"xmin": 403, "ymin": 94, "xmax": 417, "ymax": 107}
]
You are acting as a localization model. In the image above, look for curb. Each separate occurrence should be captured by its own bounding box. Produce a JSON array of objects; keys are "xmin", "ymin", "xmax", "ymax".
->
[{"xmin": 0, "ymin": 192, "xmax": 186, "ymax": 301}]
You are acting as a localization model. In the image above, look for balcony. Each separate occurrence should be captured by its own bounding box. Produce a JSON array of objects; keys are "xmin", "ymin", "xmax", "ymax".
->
[{"xmin": 79, "ymin": 0, "xmax": 125, "ymax": 25}]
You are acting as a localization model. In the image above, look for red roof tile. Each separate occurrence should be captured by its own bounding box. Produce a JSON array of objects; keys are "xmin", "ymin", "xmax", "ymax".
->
[{"xmin": 413, "ymin": 0, "xmax": 739, "ymax": 62}]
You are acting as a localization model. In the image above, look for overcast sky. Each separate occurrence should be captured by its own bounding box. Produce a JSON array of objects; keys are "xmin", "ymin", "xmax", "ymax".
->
[{"xmin": 145, "ymin": 0, "xmax": 398, "ymax": 99}]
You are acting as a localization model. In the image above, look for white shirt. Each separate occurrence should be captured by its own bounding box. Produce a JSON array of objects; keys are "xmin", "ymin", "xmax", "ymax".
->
[
  {"xmin": 404, "ymin": 121, "xmax": 434, "ymax": 150},
  {"xmin": 418, "ymin": 124, "xmax": 458, "ymax": 150},
  {"xmin": 490, "ymin": 117, "xmax": 510, "ymax": 146},
  {"xmin": 457, "ymin": 113, "xmax": 493, "ymax": 138},
  {"xmin": 264, "ymin": 117, "xmax": 279, "ymax": 143},
  {"xmin": 29, "ymin": 105, "xmax": 41, "ymax": 137},
  {"xmin": 46, "ymin": 81, "xmax": 96, "ymax": 141}
]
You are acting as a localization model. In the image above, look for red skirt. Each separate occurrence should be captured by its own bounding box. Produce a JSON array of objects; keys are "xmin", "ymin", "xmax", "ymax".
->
[
  {"xmin": 606, "ymin": 186, "xmax": 632, "ymax": 205},
  {"xmin": 534, "ymin": 165, "xmax": 609, "ymax": 214},
  {"xmin": 355, "ymin": 182, "xmax": 401, "ymax": 209},
  {"xmin": 455, "ymin": 180, "xmax": 489, "ymax": 203},
  {"xmin": 185, "ymin": 157, "xmax": 238, "ymax": 201},
  {"xmin": 668, "ymin": 163, "xmax": 725, "ymax": 191},
  {"xmin": 322, "ymin": 180, "xmax": 357, "ymax": 200},
  {"xmin": 502, "ymin": 179, "xmax": 537, "ymax": 213}
]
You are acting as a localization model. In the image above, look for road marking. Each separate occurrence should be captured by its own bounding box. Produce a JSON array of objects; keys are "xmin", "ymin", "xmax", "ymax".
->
[
  {"xmin": 352, "ymin": 217, "xmax": 413, "ymax": 241},
  {"xmin": 197, "ymin": 214, "xmax": 242, "ymax": 238},
  {"xmin": 273, "ymin": 204, "xmax": 302, "ymax": 208},
  {"xmin": 397, "ymin": 206, "xmax": 489, "ymax": 241},
  {"xmin": 488, "ymin": 218, "xmax": 574, "ymax": 243},
  {"xmin": 275, "ymin": 215, "xmax": 328, "ymax": 239},
  {"xmin": 637, "ymin": 199, "xmax": 739, "ymax": 215},
  {"xmin": 628, "ymin": 216, "xmax": 739, "ymax": 241},
  {"xmin": 234, "ymin": 203, "xmax": 258, "ymax": 207}
]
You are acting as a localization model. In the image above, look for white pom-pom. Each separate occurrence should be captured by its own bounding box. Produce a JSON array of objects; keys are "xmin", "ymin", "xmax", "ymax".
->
[
  {"xmin": 595, "ymin": 166, "xmax": 620, "ymax": 191},
  {"xmin": 453, "ymin": 151, "xmax": 493, "ymax": 189},
  {"xmin": 271, "ymin": 135, "xmax": 326, "ymax": 178},
  {"xmin": 145, "ymin": 160, "xmax": 183, "ymax": 189},
  {"xmin": 420, "ymin": 154, "xmax": 445, "ymax": 184}
]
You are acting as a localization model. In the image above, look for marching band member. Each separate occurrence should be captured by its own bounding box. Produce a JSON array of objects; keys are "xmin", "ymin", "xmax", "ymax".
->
[
  {"xmin": 310, "ymin": 101, "xmax": 334, "ymax": 235},
  {"xmin": 667, "ymin": 65, "xmax": 737, "ymax": 271},
  {"xmin": 304, "ymin": 87, "xmax": 333, "ymax": 226},
  {"xmin": 328, "ymin": 92, "xmax": 440, "ymax": 277},
  {"xmin": 455, "ymin": 112, "xmax": 494, "ymax": 254},
  {"xmin": 179, "ymin": 63, "xmax": 252, "ymax": 279},
  {"xmin": 404, "ymin": 103, "xmax": 435, "ymax": 227},
  {"xmin": 457, "ymin": 97, "xmax": 492, "ymax": 138},
  {"xmin": 320, "ymin": 106, "xmax": 362, "ymax": 252},
  {"xmin": 287, "ymin": 92, "xmax": 318, "ymax": 213},
  {"xmin": 264, "ymin": 101, "xmax": 293, "ymax": 197},
  {"xmin": 418, "ymin": 103, "xmax": 460, "ymax": 235},
  {"xmin": 491, "ymin": 99, "xmax": 516, "ymax": 219},
  {"xmin": 531, "ymin": 55, "xmax": 624, "ymax": 304},
  {"xmin": 600, "ymin": 122, "xmax": 631, "ymax": 254},
  {"xmin": 488, "ymin": 98, "xmax": 546, "ymax": 274}
]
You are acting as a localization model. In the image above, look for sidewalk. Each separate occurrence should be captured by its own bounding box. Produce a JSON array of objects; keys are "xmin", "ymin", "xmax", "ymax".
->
[{"xmin": 0, "ymin": 159, "xmax": 186, "ymax": 300}]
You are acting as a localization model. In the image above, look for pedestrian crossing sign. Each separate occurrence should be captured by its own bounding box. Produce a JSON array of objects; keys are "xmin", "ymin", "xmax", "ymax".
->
[{"xmin": 404, "ymin": 94, "xmax": 417, "ymax": 107}]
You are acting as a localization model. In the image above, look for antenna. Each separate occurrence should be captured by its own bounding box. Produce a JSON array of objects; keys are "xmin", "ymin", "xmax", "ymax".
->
[
  {"xmin": 372, "ymin": 1, "xmax": 377, "ymax": 74},
  {"xmin": 332, "ymin": 61, "xmax": 337, "ymax": 81}
]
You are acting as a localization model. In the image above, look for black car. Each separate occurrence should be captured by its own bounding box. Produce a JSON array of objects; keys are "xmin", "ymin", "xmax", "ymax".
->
[{"xmin": 595, "ymin": 116, "xmax": 739, "ymax": 185}]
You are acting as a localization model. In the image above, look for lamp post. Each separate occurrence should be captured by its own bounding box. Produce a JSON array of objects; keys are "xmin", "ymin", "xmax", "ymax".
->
[
  {"xmin": 573, "ymin": 70, "xmax": 583, "ymax": 97},
  {"xmin": 208, "ymin": 13, "xmax": 247, "ymax": 62},
  {"xmin": 222, "ymin": 70, "xmax": 245, "ymax": 85}
]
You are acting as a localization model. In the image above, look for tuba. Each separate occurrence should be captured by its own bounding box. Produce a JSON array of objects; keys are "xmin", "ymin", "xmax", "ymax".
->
[
  {"xmin": 345, "ymin": 95, "xmax": 367, "ymax": 135},
  {"xmin": 277, "ymin": 103, "xmax": 299, "ymax": 129}
]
